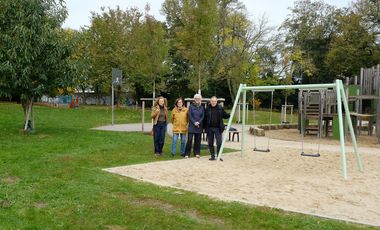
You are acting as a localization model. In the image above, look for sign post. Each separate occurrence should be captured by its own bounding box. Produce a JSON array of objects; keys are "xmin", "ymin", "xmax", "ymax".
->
[{"xmin": 111, "ymin": 68, "xmax": 122, "ymax": 125}]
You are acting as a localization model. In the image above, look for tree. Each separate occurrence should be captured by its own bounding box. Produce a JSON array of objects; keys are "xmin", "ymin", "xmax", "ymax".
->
[
  {"xmin": 281, "ymin": 0, "xmax": 339, "ymax": 83},
  {"xmin": 212, "ymin": 1, "xmax": 272, "ymax": 101},
  {"xmin": 132, "ymin": 5, "xmax": 169, "ymax": 99},
  {"xmin": 87, "ymin": 6, "xmax": 143, "ymax": 104},
  {"xmin": 0, "ymin": 0, "xmax": 73, "ymax": 131},
  {"xmin": 326, "ymin": 13, "xmax": 380, "ymax": 78},
  {"xmin": 354, "ymin": 0, "xmax": 380, "ymax": 39},
  {"xmin": 174, "ymin": 0, "xmax": 219, "ymax": 94}
]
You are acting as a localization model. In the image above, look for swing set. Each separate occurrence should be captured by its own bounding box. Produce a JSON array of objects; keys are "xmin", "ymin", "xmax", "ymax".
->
[{"xmin": 218, "ymin": 80, "xmax": 363, "ymax": 179}]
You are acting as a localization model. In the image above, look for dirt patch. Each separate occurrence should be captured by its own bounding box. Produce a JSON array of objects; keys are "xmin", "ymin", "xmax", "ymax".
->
[
  {"xmin": 0, "ymin": 199, "xmax": 14, "ymax": 208},
  {"xmin": 1, "ymin": 176, "xmax": 20, "ymax": 184},
  {"xmin": 111, "ymin": 192, "xmax": 224, "ymax": 226},
  {"xmin": 34, "ymin": 202, "xmax": 47, "ymax": 209}
]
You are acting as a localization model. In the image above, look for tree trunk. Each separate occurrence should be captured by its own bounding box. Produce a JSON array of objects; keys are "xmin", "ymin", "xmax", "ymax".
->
[
  {"xmin": 227, "ymin": 78, "xmax": 235, "ymax": 103},
  {"xmin": 153, "ymin": 75, "xmax": 156, "ymax": 99},
  {"xmin": 23, "ymin": 98, "xmax": 33, "ymax": 131},
  {"xmin": 198, "ymin": 67, "xmax": 201, "ymax": 95}
]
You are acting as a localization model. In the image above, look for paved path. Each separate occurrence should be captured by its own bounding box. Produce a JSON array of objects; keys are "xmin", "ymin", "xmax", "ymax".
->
[{"xmin": 92, "ymin": 123, "xmax": 379, "ymax": 155}]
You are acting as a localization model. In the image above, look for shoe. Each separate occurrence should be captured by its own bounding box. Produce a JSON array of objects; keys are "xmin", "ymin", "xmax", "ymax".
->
[
  {"xmin": 185, "ymin": 156, "xmax": 189, "ymax": 159},
  {"xmin": 196, "ymin": 154, "xmax": 200, "ymax": 158},
  {"xmin": 155, "ymin": 153, "xmax": 160, "ymax": 157},
  {"xmin": 209, "ymin": 157, "xmax": 216, "ymax": 161},
  {"xmin": 219, "ymin": 158, "xmax": 223, "ymax": 161}
]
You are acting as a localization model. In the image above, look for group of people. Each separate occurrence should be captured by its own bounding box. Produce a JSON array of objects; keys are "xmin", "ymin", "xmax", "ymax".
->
[{"xmin": 151, "ymin": 94, "xmax": 230, "ymax": 161}]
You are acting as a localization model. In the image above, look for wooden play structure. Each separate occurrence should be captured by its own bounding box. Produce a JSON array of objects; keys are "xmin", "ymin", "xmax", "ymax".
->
[{"xmin": 298, "ymin": 64, "xmax": 380, "ymax": 143}]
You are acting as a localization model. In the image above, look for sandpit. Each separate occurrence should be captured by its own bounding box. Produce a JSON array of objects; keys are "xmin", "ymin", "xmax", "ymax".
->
[{"xmin": 104, "ymin": 143, "xmax": 380, "ymax": 227}]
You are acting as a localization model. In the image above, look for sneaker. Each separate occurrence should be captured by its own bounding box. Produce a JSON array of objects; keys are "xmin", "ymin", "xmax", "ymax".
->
[
  {"xmin": 209, "ymin": 157, "xmax": 216, "ymax": 161},
  {"xmin": 219, "ymin": 158, "xmax": 224, "ymax": 161},
  {"xmin": 155, "ymin": 153, "xmax": 160, "ymax": 157},
  {"xmin": 196, "ymin": 154, "xmax": 200, "ymax": 158},
  {"xmin": 185, "ymin": 156, "xmax": 189, "ymax": 159}
]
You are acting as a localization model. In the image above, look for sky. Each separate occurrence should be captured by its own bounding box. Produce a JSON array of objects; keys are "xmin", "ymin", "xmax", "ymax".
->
[{"xmin": 62, "ymin": 0, "xmax": 352, "ymax": 30}]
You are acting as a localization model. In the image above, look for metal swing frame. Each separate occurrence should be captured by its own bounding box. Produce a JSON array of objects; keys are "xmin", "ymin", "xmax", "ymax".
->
[{"xmin": 217, "ymin": 80, "xmax": 363, "ymax": 179}]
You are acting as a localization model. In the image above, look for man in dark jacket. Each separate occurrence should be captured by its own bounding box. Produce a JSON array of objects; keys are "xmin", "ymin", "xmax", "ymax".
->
[
  {"xmin": 184, "ymin": 94, "xmax": 204, "ymax": 158},
  {"xmin": 204, "ymin": 96, "xmax": 230, "ymax": 160}
]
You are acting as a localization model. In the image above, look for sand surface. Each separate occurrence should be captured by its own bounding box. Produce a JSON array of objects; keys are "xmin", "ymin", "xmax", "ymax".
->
[{"xmin": 102, "ymin": 126, "xmax": 380, "ymax": 226}]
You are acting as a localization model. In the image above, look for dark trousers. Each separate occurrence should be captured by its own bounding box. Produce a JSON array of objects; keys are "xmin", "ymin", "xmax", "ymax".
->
[
  {"xmin": 153, "ymin": 121, "xmax": 167, "ymax": 154},
  {"xmin": 207, "ymin": 127, "xmax": 222, "ymax": 158},
  {"xmin": 185, "ymin": 133, "xmax": 201, "ymax": 157}
]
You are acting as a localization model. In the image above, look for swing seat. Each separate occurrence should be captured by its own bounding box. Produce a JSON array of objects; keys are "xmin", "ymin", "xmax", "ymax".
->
[
  {"xmin": 301, "ymin": 152, "xmax": 320, "ymax": 157},
  {"xmin": 254, "ymin": 148, "xmax": 270, "ymax": 152}
]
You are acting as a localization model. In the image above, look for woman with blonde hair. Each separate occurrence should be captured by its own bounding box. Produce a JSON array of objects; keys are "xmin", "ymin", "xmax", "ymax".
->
[
  {"xmin": 151, "ymin": 96, "xmax": 168, "ymax": 156},
  {"xmin": 171, "ymin": 97, "xmax": 188, "ymax": 157}
]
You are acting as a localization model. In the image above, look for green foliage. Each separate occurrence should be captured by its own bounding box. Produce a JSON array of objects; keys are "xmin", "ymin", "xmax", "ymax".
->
[
  {"xmin": 0, "ymin": 0, "xmax": 71, "ymax": 100},
  {"xmin": 132, "ymin": 7, "xmax": 169, "ymax": 98},
  {"xmin": 86, "ymin": 6, "xmax": 143, "ymax": 96},
  {"xmin": 326, "ymin": 13, "xmax": 380, "ymax": 77},
  {"xmin": 281, "ymin": 0, "xmax": 339, "ymax": 83},
  {"xmin": 174, "ymin": 0, "xmax": 219, "ymax": 93}
]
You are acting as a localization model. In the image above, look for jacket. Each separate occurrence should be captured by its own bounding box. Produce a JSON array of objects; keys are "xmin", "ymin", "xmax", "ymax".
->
[
  {"xmin": 171, "ymin": 107, "xmax": 189, "ymax": 133},
  {"xmin": 188, "ymin": 103, "xmax": 205, "ymax": 134},
  {"xmin": 151, "ymin": 98, "xmax": 168, "ymax": 125},
  {"xmin": 204, "ymin": 104, "xmax": 230, "ymax": 132}
]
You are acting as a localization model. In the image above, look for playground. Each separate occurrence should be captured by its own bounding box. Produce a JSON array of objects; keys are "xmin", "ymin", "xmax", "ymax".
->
[{"xmin": 103, "ymin": 79, "xmax": 380, "ymax": 227}]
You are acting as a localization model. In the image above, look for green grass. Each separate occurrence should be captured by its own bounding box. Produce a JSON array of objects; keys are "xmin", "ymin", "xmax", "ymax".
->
[{"xmin": 0, "ymin": 103, "xmax": 373, "ymax": 229}]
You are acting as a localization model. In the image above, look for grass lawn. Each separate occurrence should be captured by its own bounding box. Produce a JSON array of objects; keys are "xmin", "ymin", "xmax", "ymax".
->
[{"xmin": 0, "ymin": 103, "xmax": 373, "ymax": 229}]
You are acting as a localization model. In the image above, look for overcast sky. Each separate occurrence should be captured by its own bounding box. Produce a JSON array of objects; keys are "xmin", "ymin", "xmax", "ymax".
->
[{"xmin": 62, "ymin": 0, "xmax": 352, "ymax": 30}]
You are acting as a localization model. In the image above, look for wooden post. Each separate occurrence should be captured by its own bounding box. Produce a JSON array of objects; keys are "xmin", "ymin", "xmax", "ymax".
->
[{"xmin": 142, "ymin": 101, "xmax": 145, "ymax": 132}]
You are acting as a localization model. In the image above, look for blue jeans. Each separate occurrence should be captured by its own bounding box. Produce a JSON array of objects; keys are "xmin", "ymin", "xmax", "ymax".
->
[
  {"xmin": 171, "ymin": 133, "xmax": 186, "ymax": 156},
  {"xmin": 153, "ymin": 121, "xmax": 167, "ymax": 154}
]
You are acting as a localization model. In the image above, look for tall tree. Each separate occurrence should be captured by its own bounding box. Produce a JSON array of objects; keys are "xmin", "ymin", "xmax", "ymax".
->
[
  {"xmin": 87, "ymin": 6, "xmax": 142, "ymax": 103},
  {"xmin": 175, "ymin": 0, "xmax": 219, "ymax": 94},
  {"xmin": 0, "ymin": 0, "xmax": 73, "ymax": 131},
  {"xmin": 133, "ymin": 5, "xmax": 169, "ymax": 99},
  {"xmin": 326, "ymin": 13, "xmax": 380, "ymax": 77},
  {"xmin": 212, "ymin": 1, "xmax": 272, "ymax": 101},
  {"xmin": 281, "ymin": 0, "xmax": 339, "ymax": 83}
]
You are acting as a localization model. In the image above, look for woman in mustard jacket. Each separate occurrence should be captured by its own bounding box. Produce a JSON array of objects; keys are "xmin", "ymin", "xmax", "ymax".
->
[
  {"xmin": 151, "ymin": 96, "xmax": 168, "ymax": 156},
  {"xmin": 171, "ymin": 98, "xmax": 188, "ymax": 157}
]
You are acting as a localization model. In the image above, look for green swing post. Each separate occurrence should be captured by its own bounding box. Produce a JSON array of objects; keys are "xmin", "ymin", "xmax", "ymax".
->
[
  {"xmin": 217, "ymin": 84, "xmax": 243, "ymax": 161},
  {"xmin": 338, "ymin": 80, "xmax": 363, "ymax": 171},
  {"xmin": 336, "ymin": 79, "xmax": 348, "ymax": 179},
  {"xmin": 241, "ymin": 84, "xmax": 247, "ymax": 156}
]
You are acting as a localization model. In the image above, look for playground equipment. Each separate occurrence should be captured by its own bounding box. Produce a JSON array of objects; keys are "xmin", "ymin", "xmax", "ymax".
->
[
  {"xmin": 218, "ymin": 80, "xmax": 363, "ymax": 179},
  {"xmin": 252, "ymin": 89, "xmax": 274, "ymax": 152},
  {"xmin": 299, "ymin": 90, "xmax": 322, "ymax": 157},
  {"xmin": 349, "ymin": 65, "xmax": 380, "ymax": 142},
  {"xmin": 281, "ymin": 104, "xmax": 293, "ymax": 124}
]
